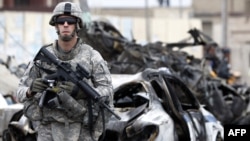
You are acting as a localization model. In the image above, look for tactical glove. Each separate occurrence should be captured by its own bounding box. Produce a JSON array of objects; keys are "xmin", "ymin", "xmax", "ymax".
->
[
  {"xmin": 30, "ymin": 78, "xmax": 48, "ymax": 94},
  {"xmin": 59, "ymin": 81, "xmax": 86, "ymax": 99}
]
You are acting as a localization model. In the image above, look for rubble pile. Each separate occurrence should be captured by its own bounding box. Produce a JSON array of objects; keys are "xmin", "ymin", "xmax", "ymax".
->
[{"xmin": 80, "ymin": 19, "xmax": 250, "ymax": 125}]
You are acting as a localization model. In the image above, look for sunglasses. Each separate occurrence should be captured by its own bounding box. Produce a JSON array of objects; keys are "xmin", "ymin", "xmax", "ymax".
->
[{"xmin": 55, "ymin": 17, "xmax": 77, "ymax": 25}]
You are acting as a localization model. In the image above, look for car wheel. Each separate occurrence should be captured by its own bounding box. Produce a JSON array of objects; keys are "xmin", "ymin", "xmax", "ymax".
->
[
  {"xmin": 215, "ymin": 133, "xmax": 223, "ymax": 141},
  {"xmin": 2, "ymin": 129, "xmax": 12, "ymax": 141},
  {"xmin": 24, "ymin": 135, "xmax": 37, "ymax": 141}
]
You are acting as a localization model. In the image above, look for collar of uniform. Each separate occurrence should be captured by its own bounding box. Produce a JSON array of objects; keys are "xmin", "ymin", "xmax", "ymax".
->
[{"xmin": 53, "ymin": 38, "xmax": 81, "ymax": 61}]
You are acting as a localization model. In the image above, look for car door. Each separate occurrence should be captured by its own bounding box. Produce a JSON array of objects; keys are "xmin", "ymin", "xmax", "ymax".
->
[{"xmin": 162, "ymin": 74, "xmax": 207, "ymax": 141}]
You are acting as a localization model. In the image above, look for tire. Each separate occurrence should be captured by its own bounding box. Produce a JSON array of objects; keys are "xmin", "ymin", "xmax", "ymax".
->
[
  {"xmin": 2, "ymin": 129, "xmax": 12, "ymax": 141},
  {"xmin": 215, "ymin": 133, "xmax": 223, "ymax": 141},
  {"xmin": 24, "ymin": 134, "xmax": 37, "ymax": 141}
]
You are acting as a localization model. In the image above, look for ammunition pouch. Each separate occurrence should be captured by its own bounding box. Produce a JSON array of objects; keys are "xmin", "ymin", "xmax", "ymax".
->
[
  {"xmin": 39, "ymin": 90, "xmax": 58, "ymax": 108},
  {"xmin": 56, "ymin": 91, "xmax": 87, "ymax": 118},
  {"xmin": 39, "ymin": 89, "xmax": 87, "ymax": 119},
  {"xmin": 23, "ymin": 95, "xmax": 42, "ymax": 121}
]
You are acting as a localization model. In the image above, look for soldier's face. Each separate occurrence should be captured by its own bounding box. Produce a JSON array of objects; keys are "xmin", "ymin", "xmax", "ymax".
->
[{"xmin": 55, "ymin": 15, "xmax": 77, "ymax": 41}]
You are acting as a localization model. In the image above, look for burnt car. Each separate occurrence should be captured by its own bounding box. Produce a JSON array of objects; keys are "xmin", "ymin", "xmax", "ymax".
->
[
  {"xmin": 1, "ymin": 94, "xmax": 36, "ymax": 141},
  {"xmin": 2, "ymin": 67, "xmax": 224, "ymax": 141},
  {"xmin": 0, "ymin": 94, "xmax": 23, "ymax": 137},
  {"xmin": 103, "ymin": 67, "xmax": 224, "ymax": 141}
]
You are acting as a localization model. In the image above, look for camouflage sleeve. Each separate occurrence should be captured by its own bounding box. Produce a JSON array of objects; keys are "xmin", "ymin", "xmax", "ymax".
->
[
  {"xmin": 90, "ymin": 49, "xmax": 113, "ymax": 100},
  {"xmin": 16, "ymin": 61, "xmax": 40, "ymax": 103}
]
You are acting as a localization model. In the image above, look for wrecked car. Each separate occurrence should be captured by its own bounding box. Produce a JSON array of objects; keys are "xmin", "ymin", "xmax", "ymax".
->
[
  {"xmin": 103, "ymin": 67, "xmax": 224, "ymax": 141},
  {"xmin": 2, "ymin": 67, "xmax": 224, "ymax": 141},
  {"xmin": 0, "ymin": 93, "xmax": 24, "ymax": 140},
  {"xmin": 1, "ymin": 109, "xmax": 36, "ymax": 141}
]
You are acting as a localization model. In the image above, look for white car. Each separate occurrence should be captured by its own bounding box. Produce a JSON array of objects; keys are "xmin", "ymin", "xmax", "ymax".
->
[
  {"xmin": 0, "ymin": 93, "xmax": 23, "ymax": 137},
  {"xmin": 1, "ymin": 93, "xmax": 37, "ymax": 141},
  {"xmin": 103, "ymin": 68, "xmax": 224, "ymax": 141}
]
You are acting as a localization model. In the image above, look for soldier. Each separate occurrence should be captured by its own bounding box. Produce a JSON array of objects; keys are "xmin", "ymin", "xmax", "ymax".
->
[{"xmin": 16, "ymin": 2, "xmax": 113, "ymax": 141}]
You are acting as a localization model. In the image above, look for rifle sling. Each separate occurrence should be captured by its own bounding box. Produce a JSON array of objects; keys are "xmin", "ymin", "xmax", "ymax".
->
[{"xmin": 88, "ymin": 99, "xmax": 95, "ymax": 140}]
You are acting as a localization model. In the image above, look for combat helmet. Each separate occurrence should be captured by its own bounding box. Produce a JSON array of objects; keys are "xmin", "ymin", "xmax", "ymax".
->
[{"xmin": 49, "ymin": 2, "xmax": 84, "ymax": 29}]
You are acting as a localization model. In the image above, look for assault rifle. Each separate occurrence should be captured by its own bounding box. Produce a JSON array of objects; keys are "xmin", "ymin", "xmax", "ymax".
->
[{"xmin": 34, "ymin": 47, "xmax": 121, "ymax": 120}]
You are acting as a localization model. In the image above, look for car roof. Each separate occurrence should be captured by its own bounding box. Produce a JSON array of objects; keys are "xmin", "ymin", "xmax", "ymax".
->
[{"xmin": 111, "ymin": 67, "xmax": 172, "ymax": 89}]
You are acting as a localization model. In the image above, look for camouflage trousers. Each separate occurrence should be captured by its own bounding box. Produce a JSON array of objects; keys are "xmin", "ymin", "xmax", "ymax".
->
[{"xmin": 37, "ymin": 122, "xmax": 101, "ymax": 141}]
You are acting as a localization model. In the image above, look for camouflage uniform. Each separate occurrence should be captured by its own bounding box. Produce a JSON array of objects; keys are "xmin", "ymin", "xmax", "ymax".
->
[{"xmin": 16, "ymin": 39, "xmax": 113, "ymax": 141}]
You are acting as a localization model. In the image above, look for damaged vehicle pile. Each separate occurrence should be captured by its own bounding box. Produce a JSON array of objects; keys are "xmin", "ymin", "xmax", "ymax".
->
[
  {"xmin": 2, "ymin": 19, "xmax": 250, "ymax": 140},
  {"xmin": 103, "ymin": 68, "xmax": 223, "ymax": 141},
  {"xmin": 84, "ymin": 20, "xmax": 250, "ymax": 126}
]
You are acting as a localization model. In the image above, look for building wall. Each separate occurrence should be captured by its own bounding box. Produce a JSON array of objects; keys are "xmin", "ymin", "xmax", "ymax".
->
[
  {"xmin": 0, "ymin": 0, "xmax": 3, "ymax": 8},
  {"xmin": 91, "ymin": 7, "xmax": 192, "ymax": 19},
  {"xmin": 0, "ymin": 11, "xmax": 202, "ymax": 64},
  {"xmin": 0, "ymin": 11, "xmax": 56, "ymax": 63},
  {"xmin": 193, "ymin": 0, "xmax": 246, "ymax": 15},
  {"xmin": 230, "ymin": 44, "xmax": 250, "ymax": 84},
  {"xmin": 153, "ymin": 7, "xmax": 192, "ymax": 19},
  {"xmin": 91, "ymin": 8, "xmax": 150, "ymax": 18},
  {"xmin": 228, "ymin": 17, "xmax": 250, "ymax": 44},
  {"xmin": 1, "ymin": 3, "xmax": 248, "ymax": 84}
]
